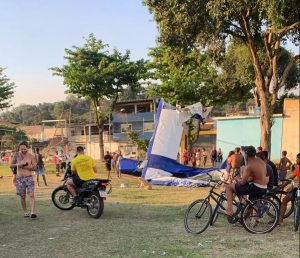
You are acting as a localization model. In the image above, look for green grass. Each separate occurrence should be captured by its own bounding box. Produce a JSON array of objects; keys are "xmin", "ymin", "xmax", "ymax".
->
[{"xmin": 0, "ymin": 163, "xmax": 299, "ymax": 258}]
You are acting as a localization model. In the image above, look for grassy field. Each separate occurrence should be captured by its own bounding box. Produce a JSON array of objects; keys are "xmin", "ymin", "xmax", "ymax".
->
[{"xmin": 0, "ymin": 163, "xmax": 299, "ymax": 258}]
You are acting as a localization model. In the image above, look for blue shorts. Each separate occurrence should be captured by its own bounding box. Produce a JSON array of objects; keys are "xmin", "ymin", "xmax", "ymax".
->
[
  {"xmin": 72, "ymin": 175, "xmax": 85, "ymax": 187},
  {"xmin": 35, "ymin": 167, "xmax": 45, "ymax": 175}
]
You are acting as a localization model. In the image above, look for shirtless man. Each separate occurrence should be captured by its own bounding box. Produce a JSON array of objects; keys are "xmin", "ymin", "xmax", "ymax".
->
[
  {"xmin": 278, "ymin": 150, "xmax": 292, "ymax": 180},
  {"xmin": 10, "ymin": 141, "xmax": 37, "ymax": 218},
  {"xmin": 225, "ymin": 146, "xmax": 268, "ymax": 216},
  {"xmin": 227, "ymin": 147, "xmax": 244, "ymax": 177}
]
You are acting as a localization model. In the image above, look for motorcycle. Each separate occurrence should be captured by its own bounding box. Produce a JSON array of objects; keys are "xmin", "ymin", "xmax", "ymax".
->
[{"xmin": 51, "ymin": 164, "xmax": 110, "ymax": 219}]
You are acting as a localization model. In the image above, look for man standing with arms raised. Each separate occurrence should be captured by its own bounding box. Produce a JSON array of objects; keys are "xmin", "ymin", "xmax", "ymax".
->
[
  {"xmin": 10, "ymin": 141, "xmax": 37, "ymax": 218},
  {"xmin": 66, "ymin": 146, "xmax": 98, "ymax": 204}
]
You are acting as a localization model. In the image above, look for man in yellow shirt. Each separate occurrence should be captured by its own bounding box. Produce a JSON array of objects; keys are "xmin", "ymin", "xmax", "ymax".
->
[{"xmin": 66, "ymin": 146, "xmax": 98, "ymax": 204}]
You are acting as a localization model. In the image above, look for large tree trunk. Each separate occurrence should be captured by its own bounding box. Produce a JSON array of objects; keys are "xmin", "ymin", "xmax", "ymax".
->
[
  {"xmin": 98, "ymin": 128, "xmax": 104, "ymax": 161},
  {"xmin": 259, "ymin": 96, "xmax": 272, "ymax": 153}
]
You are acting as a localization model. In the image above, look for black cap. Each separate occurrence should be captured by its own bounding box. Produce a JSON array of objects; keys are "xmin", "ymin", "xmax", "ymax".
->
[{"xmin": 244, "ymin": 146, "xmax": 256, "ymax": 157}]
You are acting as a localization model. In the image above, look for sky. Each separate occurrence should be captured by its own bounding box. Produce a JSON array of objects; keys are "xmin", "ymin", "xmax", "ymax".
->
[
  {"xmin": 0, "ymin": 1, "xmax": 299, "ymax": 108},
  {"xmin": 0, "ymin": 0, "xmax": 158, "ymax": 107}
]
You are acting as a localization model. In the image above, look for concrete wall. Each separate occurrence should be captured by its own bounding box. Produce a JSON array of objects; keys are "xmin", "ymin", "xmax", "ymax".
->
[
  {"xmin": 281, "ymin": 99, "xmax": 300, "ymax": 163},
  {"xmin": 216, "ymin": 115, "xmax": 283, "ymax": 161},
  {"xmin": 85, "ymin": 142, "xmax": 119, "ymax": 160}
]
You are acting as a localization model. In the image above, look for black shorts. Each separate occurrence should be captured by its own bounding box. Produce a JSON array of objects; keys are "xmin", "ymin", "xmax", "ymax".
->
[
  {"xmin": 235, "ymin": 183, "xmax": 267, "ymax": 199},
  {"xmin": 105, "ymin": 163, "xmax": 111, "ymax": 171},
  {"xmin": 72, "ymin": 175, "xmax": 85, "ymax": 187},
  {"xmin": 61, "ymin": 162, "xmax": 66, "ymax": 169}
]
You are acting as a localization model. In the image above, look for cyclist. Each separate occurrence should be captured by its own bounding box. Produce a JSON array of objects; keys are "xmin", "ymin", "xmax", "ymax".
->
[
  {"xmin": 278, "ymin": 153, "xmax": 300, "ymax": 225},
  {"xmin": 224, "ymin": 146, "xmax": 268, "ymax": 216},
  {"xmin": 66, "ymin": 146, "xmax": 98, "ymax": 204}
]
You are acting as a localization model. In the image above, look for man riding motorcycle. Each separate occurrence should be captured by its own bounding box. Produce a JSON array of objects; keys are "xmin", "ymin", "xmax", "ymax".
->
[{"xmin": 66, "ymin": 146, "xmax": 98, "ymax": 204}]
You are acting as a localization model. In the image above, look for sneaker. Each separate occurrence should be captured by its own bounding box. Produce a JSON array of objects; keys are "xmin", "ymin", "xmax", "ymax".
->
[
  {"xmin": 31, "ymin": 214, "xmax": 37, "ymax": 218},
  {"xmin": 24, "ymin": 213, "xmax": 30, "ymax": 217}
]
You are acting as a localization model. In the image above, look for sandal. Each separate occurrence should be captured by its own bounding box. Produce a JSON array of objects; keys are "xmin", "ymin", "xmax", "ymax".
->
[
  {"xmin": 31, "ymin": 214, "xmax": 37, "ymax": 218},
  {"xmin": 24, "ymin": 213, "xmax": 30, "ymax": 217}
]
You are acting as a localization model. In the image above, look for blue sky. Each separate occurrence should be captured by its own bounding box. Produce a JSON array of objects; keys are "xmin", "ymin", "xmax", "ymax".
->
[
  {"xmin": 0, "ymin": 1, "xmax": 298, "ymax": 107},
  {"xmin": 0, "ymin": 0, "xmax": 158, "ymax": 106}
]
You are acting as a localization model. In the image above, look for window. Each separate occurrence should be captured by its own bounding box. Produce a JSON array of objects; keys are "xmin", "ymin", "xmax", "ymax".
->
[
  {"xmin": 143, "ymin": 122, "xmax": 155, "ymax": 132},
  {"xmin": 121, "ymin": 124, "xmax": 132, "ymax": 133}
]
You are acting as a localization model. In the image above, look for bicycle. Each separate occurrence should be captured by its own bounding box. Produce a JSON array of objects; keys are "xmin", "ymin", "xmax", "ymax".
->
[
  {"xmin": 266, "ymin": 179, "xmax": 295, "ymax": 219},
  {"xmin": 280, "ymin": 179, "xmax": 300, "ymax": 231},
  {"xmin": 184, "ymin": 173, "xmax": 279, "ymax": 234}
]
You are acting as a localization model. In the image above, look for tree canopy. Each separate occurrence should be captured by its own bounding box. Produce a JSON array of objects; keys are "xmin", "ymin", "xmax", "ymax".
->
[
  {"xmin": 144, "ymin": 0, "xmax": 300, "ymax": 151},
  {"xmin": 0, "ymin": 67, "xmax": 15, "ymax": 110},
  {"xmin": 0, "ymin": 95, "xmax": 91, "ymax": 125},
  {"xmin": 50, "ymin": 33, "xmax": 148, "ymax": 159}
]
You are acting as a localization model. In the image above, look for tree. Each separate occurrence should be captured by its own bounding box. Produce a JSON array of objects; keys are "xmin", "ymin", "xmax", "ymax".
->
[
  {"xmin": 50, "ymin": 34, "xmax": 147, "ymax": 159},
  {"xmin": 127, "ymin": 131, "xmax": 149, "ymax": 158},
  {"xmin": 144, "ymin": 0, "xmax": 300, "ymax": 152},
  {"xmin": 0, "ymin": 67, "xmax": 15, "ymax": 110},
  {"xmin": 0, "ymin": 126, "xmax": 27, "ymax": 150}
]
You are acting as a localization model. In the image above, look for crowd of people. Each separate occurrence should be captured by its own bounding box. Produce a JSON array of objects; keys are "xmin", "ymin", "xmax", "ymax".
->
[
  {"xmin": 220, "ymin": 145, "xmax": 299, "ymax": 227},
  {"xmin": 180, "ymin": 146, "xmax": 223, "ymax": 168},
  {"xmin": 3, "ymin": 139, "xmax": 299, "ymax": 229}
]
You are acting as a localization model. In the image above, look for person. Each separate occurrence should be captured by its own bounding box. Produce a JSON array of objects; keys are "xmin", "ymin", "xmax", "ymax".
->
[
  {"xmin": 224, "ymin": 146, "xmax": 268, "ymax": 216},
  {"xmin": 10, "ymin": 150, "xmax": 18, "ymax": 186},
  {"xmin": 191, "ymin": 152, "xmax": 196, "ymax": 167},
  {"xmin": 210, "ymin": 146, "xmax": 217, "ymax": 167},
  {"xmin": 115, "ymin": 151, "xmax": 122, "ymax": 178},
  {"xmin": 256, "ymin": 151, "xmax": 274, "ymax": 191},
  {"xmin": 263, "ymin": 150, "xmax": 278, "ymax": 186},
  {"xmin": 10, "ymin": 141, "xmax": 37, "ymax": 218},
  {"xmin": 53, "ymin": 151, "xmax": 61, "ymax": 176},
  {"xmin": 111, "ymin": 152, "xmax": 117, "ymax": 171},
  {"xmin": 66, "ymin": 146, "xmax": 98, "ymax": 204},
  {"xmin": 195, "ymin": 148, "xmax": 202, "ymax": 167},
  {"xmin": 240, "ymin": 146, "xmax": 247, "ymax": 166},
  {"xmin": 256, "ymin": 146, "xmax": 263, "ymax": 153},
  {"xmin": 34, "ymin": 148, "xmax": 48, "ymax": 187},
  {"xmin": 223, "ymin": 150, "xmax": 235, "ymax": 183},
  {"xmin": 59, "ymin": 150, "xmax": 67, "ymax": 174},
  {"xmin": 202, "ymin": 148, "xmax": 207, "ymax": 167},
  {"xmin": 183, "ymin": 149, "xmax": 189, "ymax": 165},
  {"xmin": 217, "ymin": 148, "xmax": 223, "ymax": 168},
  {"xmin": 227, "ymin": 147, "xmax": 244, "ymax": 178},
  {"xmin": 278, "ymin": 153, "xmax": 300, "ymax": 225},
  {"xmin": 278, "ymin": 150, "xmax": 292, "ymax": 180},
  {"xmin": 104, "ymin": 151, "xmax": 112, "ymax": 179}
]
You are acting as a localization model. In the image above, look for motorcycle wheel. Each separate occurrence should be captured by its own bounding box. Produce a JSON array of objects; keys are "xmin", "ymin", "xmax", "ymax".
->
[
  {"xmin": 86, "ymin": 191, "xmax": 104, "ymax": 219},
  {"xmin": 52, "ymin": 186, "xmax": 75, "ymax": 210}
]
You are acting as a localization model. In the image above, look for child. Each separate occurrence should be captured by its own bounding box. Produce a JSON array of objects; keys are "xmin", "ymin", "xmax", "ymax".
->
[{"xmin": 278, "ymin": 151, "xmax": 292, "ymax": 180}]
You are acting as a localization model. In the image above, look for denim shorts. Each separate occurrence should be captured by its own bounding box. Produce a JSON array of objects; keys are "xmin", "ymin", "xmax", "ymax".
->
[
  {"xmin": 16, "ymin": 176, "xmax": 35, "ymax": 196},
  {"xmin": 35, "ymin": 167, "xmax": 45, "ymax": 175}
]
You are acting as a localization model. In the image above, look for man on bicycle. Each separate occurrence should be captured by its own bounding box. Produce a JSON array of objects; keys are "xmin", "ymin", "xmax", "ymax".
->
[
  {"xmin": 225, "ymin": 146, "xmax": 268, "ymax": 216},
  {"xmin": 278, "ymin": 153, "xmax": 300, "ymax": 225},
  {"xmin": 66, "ymin": 146, "xmax": 98, "ymax": 204}
]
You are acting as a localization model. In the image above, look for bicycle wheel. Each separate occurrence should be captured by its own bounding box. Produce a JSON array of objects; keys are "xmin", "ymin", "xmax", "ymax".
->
[
  {"xmin": 184, "ymin": 199, "xmax": 212, "ymax": 234},
  {"xmin": 276, "ymin": 190, "xmax": 294, "ymax": 218},
  {"xmin": 241, "ymin": 198, "xmax": 278, "ymax": 234},
  {"xmin": 293, "ymin": 197, "xmax": 300, "ymax": 231}
]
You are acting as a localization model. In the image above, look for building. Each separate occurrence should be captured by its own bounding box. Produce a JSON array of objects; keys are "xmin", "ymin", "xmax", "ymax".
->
[
  {"xmin": 111, "ymin": 99, "xmax": 156, "ymax": 158},
  {"xmin": 214, "ymin": 98, "xmax": 299, "ymax": 162}
]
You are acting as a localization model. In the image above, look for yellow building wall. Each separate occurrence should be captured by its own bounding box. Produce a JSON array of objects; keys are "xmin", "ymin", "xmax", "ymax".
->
[{"xmin": 281, "ymin": 99, "xmax": 300, "ymax": 163}]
